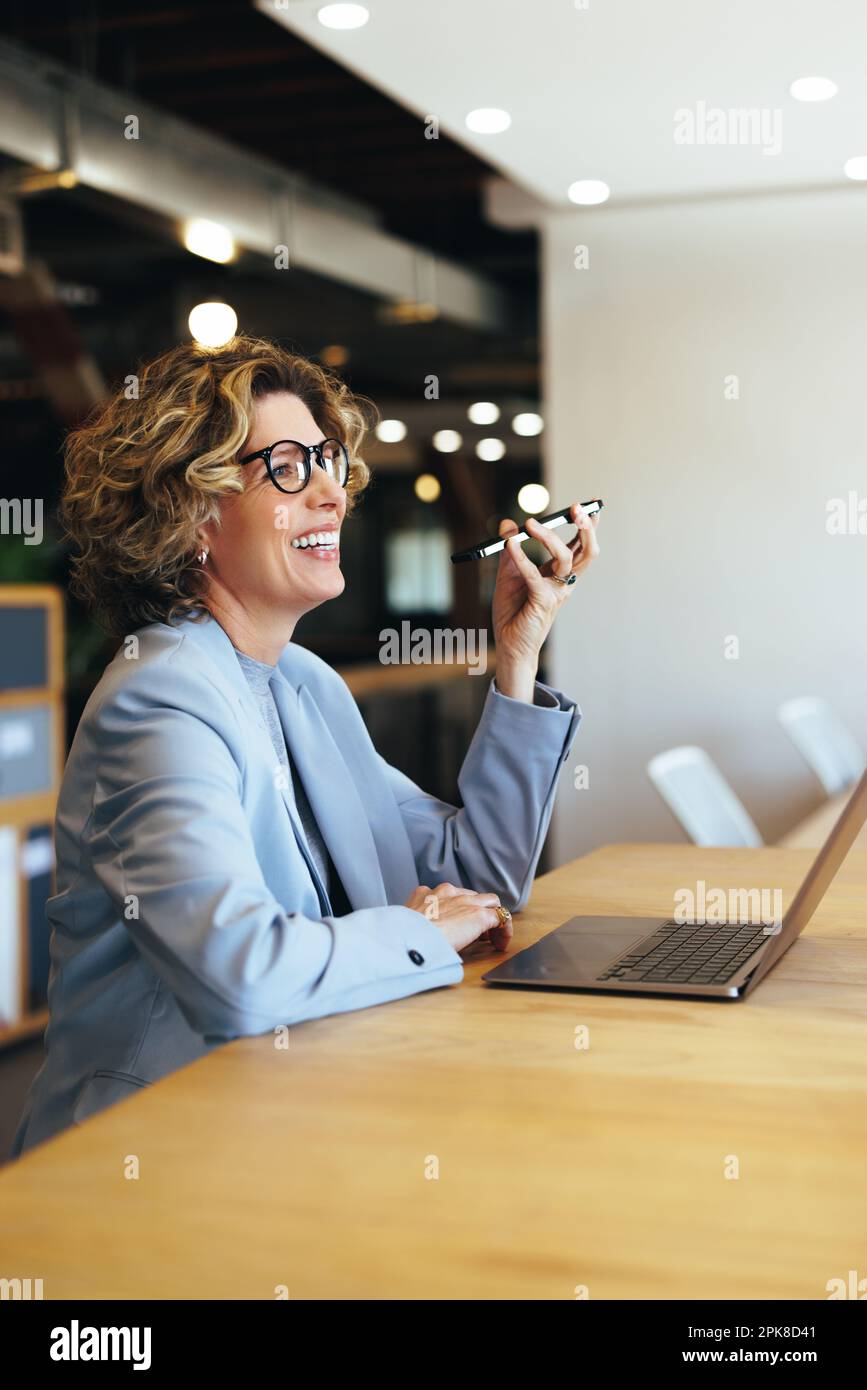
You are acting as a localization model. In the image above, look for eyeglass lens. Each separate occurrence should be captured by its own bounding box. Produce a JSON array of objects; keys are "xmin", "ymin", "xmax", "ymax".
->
[{"xmin": 268, "ymin": 440, "xmax": 348, "ymax": 492}]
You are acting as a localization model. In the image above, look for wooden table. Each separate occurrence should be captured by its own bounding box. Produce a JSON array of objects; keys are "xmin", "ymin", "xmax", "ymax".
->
[
  {"xmin": 778, "ymin": 791, "xmax": 867, "ymax": 851},
  {"xmin": 2, "ymin": 844, "xmax": 866, "ymax": 1300}
]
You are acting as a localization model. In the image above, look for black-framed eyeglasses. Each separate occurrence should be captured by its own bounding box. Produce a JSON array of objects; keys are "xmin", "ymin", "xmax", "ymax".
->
[{"xmin": 238, "ymin": 438, "xmax": 350, "ymax": 494}]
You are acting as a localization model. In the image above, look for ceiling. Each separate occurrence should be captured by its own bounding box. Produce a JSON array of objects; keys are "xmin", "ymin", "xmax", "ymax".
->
[
  {"xmin": 1, "ymin": 0, "xmax": 536, "ymax": 284},
  {"xmin": 9, "ymin": 0, "xmax": 861, "ymax": 474},
  {"xmin": 0, "ymin": 0, "xmax": 545, "ymax": 425},
  {"xmin": 262, "ymin": 0, "xmax": 867, "ymax": 207}
]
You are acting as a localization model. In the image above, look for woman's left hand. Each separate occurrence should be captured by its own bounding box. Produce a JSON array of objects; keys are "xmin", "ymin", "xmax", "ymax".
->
[{"xmin": 491, "ymin": 500, "xmax": 600, "ymax": 701}]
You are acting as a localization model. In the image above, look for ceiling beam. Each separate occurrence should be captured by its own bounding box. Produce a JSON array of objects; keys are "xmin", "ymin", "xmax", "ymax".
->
[{"xmin": 0, "ymin": 36, "xmax": 513, "ymax": 335}]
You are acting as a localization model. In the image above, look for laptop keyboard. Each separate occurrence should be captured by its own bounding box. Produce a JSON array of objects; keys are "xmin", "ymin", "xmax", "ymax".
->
[{"xmin": 597, "ymin": 921, "xmax": 771, "ymax": 986}]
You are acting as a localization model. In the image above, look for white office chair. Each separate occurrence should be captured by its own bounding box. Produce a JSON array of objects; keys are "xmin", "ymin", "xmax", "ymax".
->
[
  {"xmin": 777, "ymin": 697, "xmax": 866, "ymax": 797},
  {"xmin": 646, "ymin": 745, "xmax": 763, "ymax": 847}
]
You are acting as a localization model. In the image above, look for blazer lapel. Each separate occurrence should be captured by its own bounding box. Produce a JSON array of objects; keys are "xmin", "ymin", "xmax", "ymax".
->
[
  {"xmin": 269, "ymin": 673, "xmax": 387, "ymax": 911},
  {"xmin": 171, "ymin": 613, "xmax": 390, "ymax": 913},
  {"xmin": 239, "ymin": 682, "xmax": 332, "ymax": 908},
  {"xmin": 173, "ymin": 613, "xmax": 333, "ymax": 910}
]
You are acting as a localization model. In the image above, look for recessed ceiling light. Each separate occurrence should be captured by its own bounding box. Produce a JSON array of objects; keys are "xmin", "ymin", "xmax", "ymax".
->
[
  {"xmin": 476, "ymin": 438, "xmax": 506, "ymax": 462},
  {"xmin": 789, "ymin": 76, "xmax": 838, "ymax": 102},
  {"xmin": 188, "ymin": 302, "xmax": 238, "ymax": 347},
  {"xmin": 376, "ymin": 419, "xmax": 407, "ymax": 443},
  {"xmin": 512, "ymin": 412, "xmax": 544, "ymax": 437},
  {"xmin": 317, "ymin": 4, "xmax": 369, "ymax": 29},
  {"xmin": 465, "ymin": 108, "xmax": 511, "ymax": 134},
  {"xmin": 183, "ymin": 218, "xmax": 235, "ymax": 264},
  {"xmin": 844, "ymin": 156, "xmax": 867, "ymax": 181},
  {"xmin": 567, "ymin": 180, "xmax": 610, "ymax": 206},
  {"xmin": 468, "ymin": 401, "xmax": 500, "ymax": 425},
  {"xmin": 415, "ymin": 473, "xmax": 441, "ymax": 503},
  {"xmin": 517, "ymin": 483, "xmax": 550, "ymax": 515},
  {"xmin": 432, "ymin": 430, "xmax": 462, "ymax": 453}
]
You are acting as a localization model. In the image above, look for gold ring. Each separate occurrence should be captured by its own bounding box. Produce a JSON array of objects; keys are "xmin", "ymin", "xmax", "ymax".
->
[
  {"xmin": 549, "ymin": 572, "xmax": 577, "ymax": 586},
  {"xmin": 495, "ymin": 905, "xmax": 512, "ymax": 926}
]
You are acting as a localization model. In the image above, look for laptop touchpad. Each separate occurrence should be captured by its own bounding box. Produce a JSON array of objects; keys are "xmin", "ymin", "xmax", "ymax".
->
[{"xmin": 483, "ymin": 916, "xmax": 661, "ymax": 986}]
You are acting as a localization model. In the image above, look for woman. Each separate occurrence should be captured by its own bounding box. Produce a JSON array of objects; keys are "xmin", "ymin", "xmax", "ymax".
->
[{"xmin": 12, "ymin": 335, "xmax": 599, "ymax": 1156}]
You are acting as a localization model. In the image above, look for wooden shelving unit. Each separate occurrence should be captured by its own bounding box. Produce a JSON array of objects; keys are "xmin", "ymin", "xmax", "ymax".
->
[{"xmin": 0, "ymin": 584, "xmax": 64, "ymax": 1050}]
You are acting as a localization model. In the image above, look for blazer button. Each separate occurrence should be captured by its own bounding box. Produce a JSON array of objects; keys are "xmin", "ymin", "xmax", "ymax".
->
[{"xmin": 408, "ymin": 949, "xmax": 425, "ymax": 966}]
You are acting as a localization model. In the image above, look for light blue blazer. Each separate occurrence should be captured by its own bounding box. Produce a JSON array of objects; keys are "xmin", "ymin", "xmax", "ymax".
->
[{"xmin": 12, "ymin": 611, "xmax": 580, "ymax": 1156}]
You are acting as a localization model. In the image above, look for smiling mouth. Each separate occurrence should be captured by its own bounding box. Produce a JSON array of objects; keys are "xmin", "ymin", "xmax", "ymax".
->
[{"xmin": 290, "ymin": 530, "xmax": 339, "ymax": 552}]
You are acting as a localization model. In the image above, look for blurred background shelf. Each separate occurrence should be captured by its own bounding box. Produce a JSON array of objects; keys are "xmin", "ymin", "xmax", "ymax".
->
[
  {"xmin": 0, "ymin": 586, "xmax": 62, "ymax": 1054},
  {"xmin": 0, "ymin": 1010, "xmax": 48, "ymax": 1050}
]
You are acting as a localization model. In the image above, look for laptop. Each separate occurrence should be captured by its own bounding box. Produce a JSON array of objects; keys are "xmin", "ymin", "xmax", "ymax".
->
[{"xmin": 483, "ymin": 770, "xmax": 867, "ymax": 1000}]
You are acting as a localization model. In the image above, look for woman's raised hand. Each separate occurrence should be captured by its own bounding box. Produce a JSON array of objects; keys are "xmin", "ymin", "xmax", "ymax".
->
[{"xmin": 491, "ymin": 500, "xmax": 600, "ymax": 702}]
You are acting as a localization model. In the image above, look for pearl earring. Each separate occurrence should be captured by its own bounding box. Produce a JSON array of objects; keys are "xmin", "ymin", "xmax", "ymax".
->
[{"xmin": 198, "ymin": 549, "xmax": 209, "ymax": 564}]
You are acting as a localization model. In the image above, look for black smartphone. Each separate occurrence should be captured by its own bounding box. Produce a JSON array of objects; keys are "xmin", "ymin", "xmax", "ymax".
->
[{"xmin": 450, "ymin": 499, "xmax": 604, "ymax": 564}]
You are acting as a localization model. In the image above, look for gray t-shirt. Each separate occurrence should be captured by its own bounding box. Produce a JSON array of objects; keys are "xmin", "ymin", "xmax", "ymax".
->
[{"xmin": 233, "ymin": 647, "xmax": 348, "ymax": 913}]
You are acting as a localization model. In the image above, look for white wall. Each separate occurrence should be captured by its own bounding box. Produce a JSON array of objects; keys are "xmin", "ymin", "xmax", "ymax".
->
[{"xmin": 542, "ymin": 190, "xmax": 867, "ymax": 861}]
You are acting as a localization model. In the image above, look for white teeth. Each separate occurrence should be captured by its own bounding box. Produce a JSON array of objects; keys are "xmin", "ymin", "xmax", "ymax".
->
[{"xmin": 291, "ymin": 530, "xmax": 339, "ymax": 549}]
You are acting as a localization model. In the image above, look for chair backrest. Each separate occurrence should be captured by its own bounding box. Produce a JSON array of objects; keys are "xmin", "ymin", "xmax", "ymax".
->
[
  {"xmin": 778, "ymin": 697, "xmax": 866, "ymax": 797},
  {"xmin": 646, "ymin": 745, "xmax": 763, "ymax": 847}
]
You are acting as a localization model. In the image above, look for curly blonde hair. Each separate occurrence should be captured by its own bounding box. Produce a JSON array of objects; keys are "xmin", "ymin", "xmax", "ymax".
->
[{"xmin": 60, "ymin": 334, "xmax": 375, "ymax": 636}]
